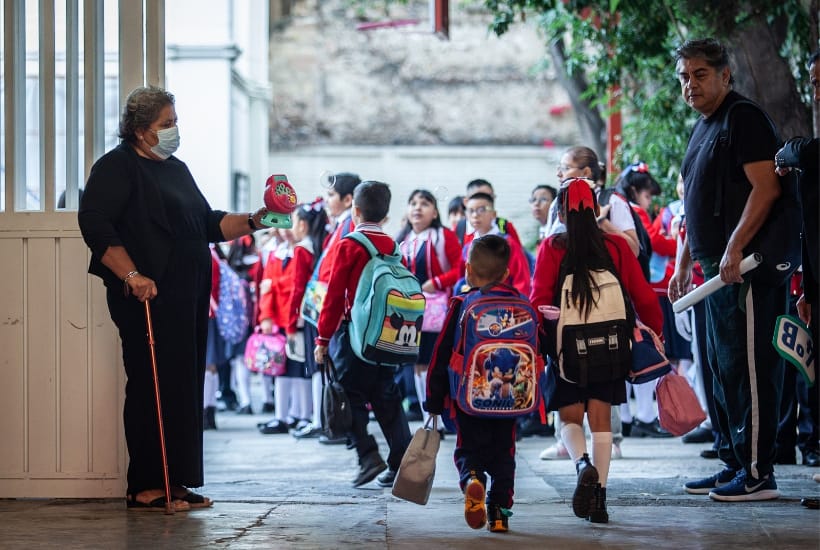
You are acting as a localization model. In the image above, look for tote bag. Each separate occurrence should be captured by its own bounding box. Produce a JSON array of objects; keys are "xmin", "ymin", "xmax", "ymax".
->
[
  {"xmin": 392, "ymin": 415, "xmax": 441, "ymax": 505},
  {"xmin": 656, "ymin": 371, "xmax": 706, "ymax": 436}
]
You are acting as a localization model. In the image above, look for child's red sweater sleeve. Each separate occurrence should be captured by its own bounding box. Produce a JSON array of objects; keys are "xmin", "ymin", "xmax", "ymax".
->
[
  {"xmin": 258, "ymin": 252, "xmax": 275, "ymax": 324},
  {"xmin": 287, "ymin": 246, "xmax": 313, "ymax": 335},
  {"xmin": 434, "ymin": 228, "xmax": 464, "ymax": 290}
]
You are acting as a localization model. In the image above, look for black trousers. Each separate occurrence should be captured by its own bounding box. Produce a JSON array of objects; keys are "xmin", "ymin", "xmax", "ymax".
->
[
  {"xmin": 454, "ymin": 407, "xmax": 517, "ymax": 509},
  {"xmin": 330, "ymin": 323, "xmax": 411, "ymax": 470}
]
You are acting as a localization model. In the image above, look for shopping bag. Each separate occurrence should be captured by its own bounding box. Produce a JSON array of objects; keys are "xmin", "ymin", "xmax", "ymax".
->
[
  {"xmin": 421, "ymin": 291, "xmax": 449, "ymax": 333},
  {"xmin": 392, "ymin": 415, "xmax": 441, "ymax": 505},
  {"xmin": 656, "ymin": 371, "xmax": 706, "ymax": 436},
  {"xmin": 244, "ymin": 328, "xmax": 286, "ymax": 376}
]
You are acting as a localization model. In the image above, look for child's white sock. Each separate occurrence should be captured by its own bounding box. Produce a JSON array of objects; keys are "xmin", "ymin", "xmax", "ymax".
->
[
  {"xmin": 311, "ymin": 371, "xmax": 322, "ymax": 425},
  {"xmin": 203, "ymin": 370, "xmax": 219, "ymax": 408},
  {"xmin": 234, "ymin": 356, "xmax": 252, "ymax": 408},
  {"xmin": 414, "ymin": 370, "xmax": 430, "ymax": 423},
  {"xmin": 560, "ymin": 422, "xmax": 587, "ymax": 462},
  {"xmin": 591, "ymin": 431, "xmax": 613, "ymax": 487},
  {"xmin": 262, "ymin": 374, "xmax": 275, "ymax": 406},
  {"xmin": 275, "ymin": 376, "xmax": 293, "ymax": 422},
  {"xmin": 296, "ymin": 378, "xmax": 312, "ymax": 421}
]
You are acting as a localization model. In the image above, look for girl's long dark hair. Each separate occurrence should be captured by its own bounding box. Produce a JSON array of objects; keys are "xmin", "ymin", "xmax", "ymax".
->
[
  {"xmin": 396, "ymin": 189, "xmax": 443, "ymax": 242},
  {"xmin": 295, "ymin": 204, "xmax": 329, "ymax": 270},
  {"xmin": 554, "ymin": 188, "xmax": 616, "ymax": 320}
]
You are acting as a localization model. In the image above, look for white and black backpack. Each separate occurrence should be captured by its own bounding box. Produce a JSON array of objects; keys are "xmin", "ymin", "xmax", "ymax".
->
[{"xmin": 554, "ymin": 261, "xmax": 633, "ymax": 388}]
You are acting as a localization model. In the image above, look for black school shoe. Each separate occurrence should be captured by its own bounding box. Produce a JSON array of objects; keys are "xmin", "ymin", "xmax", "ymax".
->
[
  {"xmin": 573, "ymin": 454, "xmax": 599, "ymax": 518},
  {"xmin": 376, "ymin": 469, "xmax": 397, "ymax": 487},
  {"xmin": 631, "ymin": 419, "xmax": 673, "ymax": 438},
  {"xmin": 487, "ymin": 504, "xmax": 511, "ymax": 533},
  {"xmin": 587, "ymin": 484, "xmax": 608, "ymax": 523},
  {"xmin": 352, "ymin": 451, "xmax": 387, "ymax": 487}
]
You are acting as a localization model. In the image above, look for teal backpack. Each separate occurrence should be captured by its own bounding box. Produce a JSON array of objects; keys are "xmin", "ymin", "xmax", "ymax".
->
[{"xmin": 345, "ymin": 231, "xmax": 426, "ymax": 366}]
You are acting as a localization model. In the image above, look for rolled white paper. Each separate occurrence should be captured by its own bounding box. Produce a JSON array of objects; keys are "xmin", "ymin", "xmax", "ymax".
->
[{"xmin": 672, "ymin": 253, "xmax": 762, "ymax": 313}]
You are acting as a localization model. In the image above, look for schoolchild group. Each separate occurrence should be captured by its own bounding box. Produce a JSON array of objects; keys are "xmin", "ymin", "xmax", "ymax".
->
[
  {"xmin": 201, "ymin": 39, "xmax": 820, "ymax": 533},
  {"xmin": 203, "ymin": 158, "xmax": 671, "ymax": 532}
]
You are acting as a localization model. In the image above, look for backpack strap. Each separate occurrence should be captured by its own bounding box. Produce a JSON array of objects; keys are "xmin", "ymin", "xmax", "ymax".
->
[
  {"xmin": 345, "ymin": 230, "xmax": 401, "ymax": 259},
  {"xmin": 712, "ymin": 99, "xmax": 779, "ymax": 217}
]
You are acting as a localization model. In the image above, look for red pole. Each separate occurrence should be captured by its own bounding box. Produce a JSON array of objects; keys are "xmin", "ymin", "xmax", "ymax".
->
[
  {"xmin": 607, "ymin": 85, "xmax": 622, "ymax": 180},
  {"xmin": 144, "ymin": 300, "xmax": 174, "ymax": 515}
]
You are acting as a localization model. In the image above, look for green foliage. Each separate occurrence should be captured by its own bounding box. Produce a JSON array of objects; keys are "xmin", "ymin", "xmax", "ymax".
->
[{"xmin": 483, "ymin": 0, "xmax": 814, "ymax": 201}]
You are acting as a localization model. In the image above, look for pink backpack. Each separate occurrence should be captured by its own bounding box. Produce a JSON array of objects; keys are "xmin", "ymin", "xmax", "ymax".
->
[{"xmin": 656, "ymin": 371, "xmax": 706, "ymax": 436}]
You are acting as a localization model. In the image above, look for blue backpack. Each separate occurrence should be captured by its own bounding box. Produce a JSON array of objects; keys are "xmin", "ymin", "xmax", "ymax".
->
[
  {"xmin": 346, "ymin": 231, "xmax": 426, "ymax": 366},
  {"xmin": 448, "ymin": 283, "xmax": 544, "ymax": 418},
  {"xmin": 216, "ymin": 259, "xmax": 250, "ymax": 345}
]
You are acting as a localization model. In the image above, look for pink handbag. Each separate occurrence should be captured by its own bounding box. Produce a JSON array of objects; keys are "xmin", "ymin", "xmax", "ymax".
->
[
  {"xmin": 656, "ymin": 371, "xmax": 706, "ymax": 436},
  {"xmin": 244, "ymin": 328, "xmax": 287, "ymax": 376},
  {"xmin": 422, "ymin": 290, "xmax": 449, "ymax": 333}
]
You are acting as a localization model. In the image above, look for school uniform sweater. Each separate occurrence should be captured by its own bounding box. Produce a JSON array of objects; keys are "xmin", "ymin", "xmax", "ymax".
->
[
  {"xmin": 258, "ymin": 242, "xmax": 294, "ymax": 330},
  {"xmin": 530, "ymin": 233, "xmax": 663, "ymax": 336},
  {"xmin": 460, "ymin": 226, "xmax": 532, "ymax": 296},
  {"xmin": 317, "ymin": 211, "xmax": 355, "ymax": 284},
  {"xmin": 286, "ymin": 240, "xmax": 314, "ymax": 335},
  {"xmin": 315, "ymin": 224, "xmax": 397, "ymax": 346},
  {"xmin": 399, "ymin": 226, "xmax": 462, "ymax": 291}
]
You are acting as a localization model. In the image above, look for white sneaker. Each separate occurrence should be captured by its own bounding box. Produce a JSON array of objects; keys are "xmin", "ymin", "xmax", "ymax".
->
[
  {"xmin": 539, "ymin": 442, "xmax": 570, "ymax": 460},
  {"xmin": 813, "ymin": 473, "xmax": 820, "ymax": 483},
  {"xmin": 611, "ymin": 442, "xmax": 622, "ymax": 460}
]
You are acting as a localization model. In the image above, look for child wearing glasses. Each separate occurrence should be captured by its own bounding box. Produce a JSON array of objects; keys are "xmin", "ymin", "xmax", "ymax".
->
[{"xmin": 456, "ymin": 193, "xmax": 532, "ymax": 296}]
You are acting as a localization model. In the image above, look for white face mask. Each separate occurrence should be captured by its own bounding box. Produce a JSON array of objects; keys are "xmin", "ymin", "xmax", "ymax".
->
[{"xmin": 149, "ymin": 126, "xmax": 180, "ymax": 160}]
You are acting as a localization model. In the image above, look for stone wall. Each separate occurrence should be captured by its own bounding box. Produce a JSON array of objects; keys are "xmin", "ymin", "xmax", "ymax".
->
[{"xmin": 268, "ymin": 0, "xmax": 579, "ymax": 147}]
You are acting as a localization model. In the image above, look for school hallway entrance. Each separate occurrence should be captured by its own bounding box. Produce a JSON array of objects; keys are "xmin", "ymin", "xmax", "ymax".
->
[{"xmin": 1, "ymin": 409, "xmax": 818, "ymax": 549}]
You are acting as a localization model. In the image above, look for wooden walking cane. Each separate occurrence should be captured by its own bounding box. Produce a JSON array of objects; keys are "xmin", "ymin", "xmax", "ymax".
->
[{"xmin": 144, "ymin": 299, "xmax": 175, "ymax": 515}]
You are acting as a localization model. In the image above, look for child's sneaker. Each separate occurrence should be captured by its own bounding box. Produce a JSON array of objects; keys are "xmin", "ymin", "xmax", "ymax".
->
[
  {"xmin": 463, "ymin": 474, "xmax": 487, "ymax": 529},
  {"xmin": 573, "ymin": 453, "xmax": 599, "ymax": 518},
  {"xmin": 487, "ymin": 504, "xmax": 512, "ymax": 533},
  {"xmin": 708, "ymin": 470, "xmax": 781, "ymax": 502}
]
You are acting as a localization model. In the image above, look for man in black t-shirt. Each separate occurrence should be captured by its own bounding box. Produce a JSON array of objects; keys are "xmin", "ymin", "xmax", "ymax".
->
[{"xmin": 669, "ymin": 38, "xmax": 787, "ymax": 502}]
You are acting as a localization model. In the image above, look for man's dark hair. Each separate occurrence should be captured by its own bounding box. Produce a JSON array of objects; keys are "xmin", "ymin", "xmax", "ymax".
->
[
  {"xmin": 332, "ymin": 172, "xmax": 361, "ymax": 199},
  {"xmin": 675, "ymin": 38, "xmax": 734, "ymax": 85},
  {"xmin": 809, "ymin": 50, "xmax": 820, "ymax": 67},
  {"xmin": 354, "ymin": 180, "xmax": 391, "ymax": 223},
  {"xmin": 466, "ymin": 192, "xmax": 495, "ymax": 206},
  {"xmin": 467, "ymin": 179, "xmax": 493, "ymax": 195},
  {"xmin": 468, "ymin": 234, "xmax": 509, "ymax": 282}
]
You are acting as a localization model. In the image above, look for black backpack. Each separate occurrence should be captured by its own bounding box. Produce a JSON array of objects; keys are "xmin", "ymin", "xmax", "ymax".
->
[
  {"xmin": 321, "ymin": 358, "xmax": 352, "ymax": 438},
  {"xmin": 710, "ymin": 100, "xmax": 802, "ymax": 287},
  {"xmin": 597, "ymin": 188, "xmax": 652, "ymax": 281}
]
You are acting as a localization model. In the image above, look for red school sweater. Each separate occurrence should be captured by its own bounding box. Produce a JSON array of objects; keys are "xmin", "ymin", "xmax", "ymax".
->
[
  {"xmin": 315, "ymin": 225, "xmax": 397, "ymax": 345},
  {"xmin": 530, "ymin": 232, "xmax": 663, "ymax": 336},
  {"xmin": 258, "ymin": 244, "xmax": 294, "ymax": 330}
]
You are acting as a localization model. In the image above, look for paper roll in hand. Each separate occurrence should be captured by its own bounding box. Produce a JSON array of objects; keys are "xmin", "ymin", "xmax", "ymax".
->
[
  {"xmin": 672, "ymin": 254, "xmax": 762, "ymax": 313},
  {"xmin": 261, "ymin": 174, "xmax": 298, "ymax": 228}
]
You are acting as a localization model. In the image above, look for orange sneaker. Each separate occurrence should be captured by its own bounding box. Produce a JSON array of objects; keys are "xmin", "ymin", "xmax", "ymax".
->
[{"xmin": 464, "ymin": 474, "xmax": 487, "ymax": 529}]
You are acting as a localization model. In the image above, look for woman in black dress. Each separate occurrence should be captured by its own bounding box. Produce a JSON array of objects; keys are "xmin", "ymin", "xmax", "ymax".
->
[{"xmin": 79, "ymin": 86, "xmax": 267, "ymax": 511}]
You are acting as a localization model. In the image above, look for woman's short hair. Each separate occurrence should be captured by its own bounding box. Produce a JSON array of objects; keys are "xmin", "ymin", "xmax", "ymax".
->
[{"xmin": 118, "ymin": 86, "xmax": 175, "ymax": 142}]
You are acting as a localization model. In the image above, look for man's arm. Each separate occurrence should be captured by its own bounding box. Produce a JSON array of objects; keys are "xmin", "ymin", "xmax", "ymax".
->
[{"xmin": 720, "ymin": 160, "xmax": 781, "ymax": 283}]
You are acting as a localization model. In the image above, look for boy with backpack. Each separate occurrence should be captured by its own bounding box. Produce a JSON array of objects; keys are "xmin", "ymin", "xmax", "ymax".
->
[
  {"xmin": 426, "ymin": 234, "xmax": 543, "ymax": 533},
  {"xmin": 313, "ymin": 181, "xmax": 414, "ymax": 488}
]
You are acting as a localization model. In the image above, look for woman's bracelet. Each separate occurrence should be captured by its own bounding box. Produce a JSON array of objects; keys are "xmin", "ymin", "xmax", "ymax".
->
[
  {"xmin": 123, "ymin": 270, "xmax": 139, "ymax": 297},
  {"xmin": 248, "ymin": 213, "xmax": 260, "ymax": 232}
]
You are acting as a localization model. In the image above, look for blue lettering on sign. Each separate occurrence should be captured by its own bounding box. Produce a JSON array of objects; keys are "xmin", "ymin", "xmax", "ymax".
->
[
  {"xmin": 781, "ymin": 321, "xmax": 803, "ymax": 357},
  {"xmin": 473, "ymin": 397, "xmax": 514, "ymax": 410}
]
